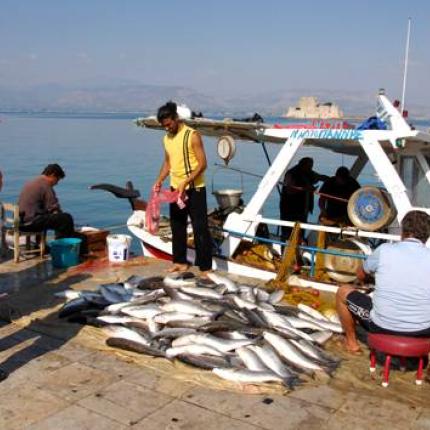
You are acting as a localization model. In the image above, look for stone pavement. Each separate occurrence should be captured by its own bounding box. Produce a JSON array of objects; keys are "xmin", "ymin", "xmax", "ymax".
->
[{"xmin": 0, "ymin": 255, "xmax": 430, "ymax": 429}]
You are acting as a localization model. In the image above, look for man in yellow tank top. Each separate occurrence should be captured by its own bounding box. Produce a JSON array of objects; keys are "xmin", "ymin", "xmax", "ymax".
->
[{"xmin": 153, "ymin": 101, "xmax": 212, "ymax": 275}]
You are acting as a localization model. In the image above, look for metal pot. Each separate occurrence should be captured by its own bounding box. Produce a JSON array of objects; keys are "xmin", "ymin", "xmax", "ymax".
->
[{"xmin": 212, "ymin": 189, "xmax": 243, "ymax": 210}]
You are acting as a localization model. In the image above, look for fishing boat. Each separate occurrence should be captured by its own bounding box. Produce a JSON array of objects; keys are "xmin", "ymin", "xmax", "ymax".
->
[{"xmin": 127, "ymin": 90, "xmax": 430, "ymax": 292}]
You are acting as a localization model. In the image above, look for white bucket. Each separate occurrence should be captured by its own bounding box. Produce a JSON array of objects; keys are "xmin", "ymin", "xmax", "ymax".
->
[{"xmin": 107, "ymin": 234, "xmax": 132, "ymax": 262}]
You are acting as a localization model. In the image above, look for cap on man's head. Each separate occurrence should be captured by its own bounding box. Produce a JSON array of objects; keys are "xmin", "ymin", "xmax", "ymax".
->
[{"xmin": 42, "ymin": 163, "xmax": 65, "ymax": 179}]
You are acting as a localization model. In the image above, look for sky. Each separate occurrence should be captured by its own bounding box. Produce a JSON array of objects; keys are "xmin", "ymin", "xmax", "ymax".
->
[{"xmin": 0, "ymin": 0, "xmax": 429, "ymax": 103}]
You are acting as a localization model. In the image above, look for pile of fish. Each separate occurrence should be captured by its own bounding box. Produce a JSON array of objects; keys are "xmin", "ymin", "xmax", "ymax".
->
[{"xmin": 56, "ymin": 272, "xmax": 343, "ymax": 388}]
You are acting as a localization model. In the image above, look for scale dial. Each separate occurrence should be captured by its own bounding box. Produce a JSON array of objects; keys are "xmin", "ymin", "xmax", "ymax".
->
[{"xmin": 217, "ymin": 135, "xmax": 236, "ymax": 164}]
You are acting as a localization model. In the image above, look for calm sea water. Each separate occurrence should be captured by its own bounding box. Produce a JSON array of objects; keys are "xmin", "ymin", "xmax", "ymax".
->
[{"xmin": 1, "ymin": 113, "xmax": 429, "ymax": 252}]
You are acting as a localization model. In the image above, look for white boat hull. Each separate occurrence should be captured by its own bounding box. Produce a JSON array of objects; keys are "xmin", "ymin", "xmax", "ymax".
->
[{"xmin": 127, "ymin": 211, "xmax": 338, "ymax": 292}]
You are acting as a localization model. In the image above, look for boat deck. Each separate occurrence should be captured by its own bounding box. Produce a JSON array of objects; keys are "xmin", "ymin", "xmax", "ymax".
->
[{"xmin": 0, "ymin": 253, "xmax": 429, "ymax": 429}]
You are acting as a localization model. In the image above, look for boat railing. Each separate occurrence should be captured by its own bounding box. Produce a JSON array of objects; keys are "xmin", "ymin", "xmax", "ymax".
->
[
  {"xmin": 218, "ymin": 226, "xmax": 368, "ymax": 278},
  {"xmin": 242, "ymin": 215, "xmax": 401, "ymax": 242}
]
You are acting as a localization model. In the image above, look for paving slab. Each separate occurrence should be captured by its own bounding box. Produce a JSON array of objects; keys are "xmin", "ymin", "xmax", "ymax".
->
[
  {"xmin": 181, "ymin": 387, "xmax": 333, "ymax": 430},
  {"xmin": 133, "ymin": 399, "xmax": 262, "ymax": 430},
  {"xmin": 79, "ymin": 350, "xmax": 143, "ymax": 378},
  {"xmin": 78, "ymin": 379, "xmax": 175, "ymax": 426},
  {"xmin": 128, "ymin": 367, "xmax": 197, "ymax": 398},
  {"xmin": 35, "ymin": 361, "xmax": 118, "ymax": 402},
  {"xmin": 325, "ymin": 392, "xmax": 422, "ymax": 430},
  {"xmin": 289, "ymin": 385, "xmax": 348, "ymax": 410},
  {"xmin": 0, "ymin": 384, "xmax": 69, "ymax": 430},
  {"xmin": 413, "ymin": 409, "xmax": 430, "ymax": 430},
  {"xmin": 25, "ymin": 404, "xmax": 128, "ymax": 430}
]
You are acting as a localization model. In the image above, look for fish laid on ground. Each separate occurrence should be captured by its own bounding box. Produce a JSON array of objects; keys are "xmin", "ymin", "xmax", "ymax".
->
[
  {"xmin": 236, "ymin": 346, "xmax": 269, "ymax": 372},
  {"xmin": 161, "ymin": 300, "xmax": 214, "ymax": 317},
  {"xmin": 171, "ymin": 333, "xmax": 255, "ymax": 353},
  {"xmin": 120, "ymin": 304, "xmax": 160, "ymax": 319},
  {"xmin": 100, "ymin": 284, "xmax": 133, "ymax": 304},
  {"xmin": 207, "ymin": 273, "xmax": 239, "ymax": 293},
  {"xmin": 297, "ymin": 303, "xmax": 330, "ymax": 321},
  {"xmin": 212, "ymin": 368, "xmax": 286, "ymax": 385},
  {"xmin": 153, "ymin": 312, "xmax": 203, "ymax": 324},
  {"xmin": 268, "ymin": 290, "xmax": 285, "ymax": 305},
  {"xmin": 104, "ymin": 325, "xmax": 151, "ymax": 346},
  {"xmin": 166, "ymin": 344, "xmax": 225, "ymax": 358},
  {"xmin": 249, "ymin": 344, "xmax": 298, "ymax": 381},
  {"xmin": 179, "ymin": 286, "xmax": 223, "ymax": 300},
  {"xmin": 54, "ymin": 290, "xmax": 82, "ymax": 300},
  {"xmin": 59, "ymin": 271, "xmax": 342, "ymax": 389},
  {"xmin": 106, "ymin": 337, "xmax": 166, "ymax": 357},
  {"xmin": 263, "ymin": 331, "xmax": 327, "ymax": 374},
  {"xmin": 309, "ymin": 330, "xmax": 333, "ymax": 345},
  {"xmin": 176, "ymin": 354, "xmax": 234, "ymax": 370},
  {"xmin": 163, "ymin": 272, "xmax": 197, "ymax": 288}
]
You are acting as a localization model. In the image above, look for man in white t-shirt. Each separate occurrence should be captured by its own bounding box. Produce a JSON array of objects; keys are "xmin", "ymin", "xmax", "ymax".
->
[{"xmin": 336, "ymin": 210, "xmax": 430, "ymax": 353}]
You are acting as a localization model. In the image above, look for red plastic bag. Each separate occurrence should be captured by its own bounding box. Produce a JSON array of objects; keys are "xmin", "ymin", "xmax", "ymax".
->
[{"xmin": 145, "ymin": 189, "xmax": 187, "ymax": 234}]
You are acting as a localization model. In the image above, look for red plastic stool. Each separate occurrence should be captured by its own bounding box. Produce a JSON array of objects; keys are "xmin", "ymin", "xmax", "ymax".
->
[{"xmin": 368, "ymin": 333, "xmax": 430, "ymax": 387}]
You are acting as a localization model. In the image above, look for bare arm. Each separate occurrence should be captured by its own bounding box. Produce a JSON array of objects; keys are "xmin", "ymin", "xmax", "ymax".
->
[
  {"xmin": 177, "ymin": 131, "xmax": 207, "ymax": 193},
  {"xmin": 154, "ymin": 150, "xmax": 170, "ymax": 190},
  {"xmin": 356, "ymin": 265, "xmax": 367, "ymax": 282}
]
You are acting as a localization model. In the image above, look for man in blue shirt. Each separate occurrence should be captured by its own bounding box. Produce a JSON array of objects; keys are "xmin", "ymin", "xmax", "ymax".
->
[{"xmin": 336, "ymin": 210, "xmax": 430, "ymax": 353}]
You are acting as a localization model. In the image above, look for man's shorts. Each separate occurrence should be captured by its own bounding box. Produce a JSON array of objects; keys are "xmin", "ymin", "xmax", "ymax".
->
[{"xmin": 346, "ymin": 290, "xmax": 430, "ymax": 337}]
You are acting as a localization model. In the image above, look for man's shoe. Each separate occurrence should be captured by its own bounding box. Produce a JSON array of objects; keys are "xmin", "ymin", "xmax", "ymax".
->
[{"xmin": 0, "ymin": 369, "xmax": 9, "ymax": 382}]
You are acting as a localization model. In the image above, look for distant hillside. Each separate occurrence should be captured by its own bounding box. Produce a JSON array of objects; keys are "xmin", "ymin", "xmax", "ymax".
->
[{"xmin": 0, "ymin": 82, "xmax": 428, "ymax": 119}]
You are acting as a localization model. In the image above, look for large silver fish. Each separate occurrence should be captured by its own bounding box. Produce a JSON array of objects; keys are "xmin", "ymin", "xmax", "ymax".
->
[
  {"xmin": 120, "ymin": 304, "xmax": 160, "ymax": 319},
  {"xmin": 100, "ymin": 284, "xmax": 133, "ymax": 304},
  {"xmin": 297, "ymin": 303, "xmax": 329, "ymax": 321},
  {"xmin": 212, "ymin": 368, "xmax": 285, "ymax": 385},
  {"xmin": 161, "ymin": 300, "xmax": 214, "ymax": 317},
  {"xmin": 249, "ymin": 344, "xmax": 298, "ymax": 380},
  {"xmin": 106, "ymin": 337, "xmax": 166, "ymax": 357},
  {"xmin": 179, "ymin": 286, "xmax": 223, "ymax": 300},
  {"xmin": 309, "ymin": 330, "xmax": 333, "ymax": 345},
  {"xmin": 104, "ymin": 325, "xmax": 151, "ymax": 346},
  {"xmin": 236, "ymin": 346, "xmax": 269, "ymax": 372},
  {"xmin": 171, "ymin": 333, "xmax": 255, "ymax": 352},
  {"xmin": 163, "ymin": 272, "xmax": 196, "ymax": 288},
  {"xmin": 206, "ymin": 273, "xmax": 238, "ymax": 293},
  {"xmin": 268, "ymin": 290, "xmax": 285, "ymax": 305},
  {"xmin": 153, "ymin": 312, "xmax": 204, "ymax": 324},
  {"xmin": 176, "ymin": 354, "xmax": 234, "ymax": 369},
  {"xmin": 263, "ymin": 331, "xmax": 326, "ymax": 373},
  {"xmin": 166, "ymin": 344, "xmax": 225, "ymax": 358}
]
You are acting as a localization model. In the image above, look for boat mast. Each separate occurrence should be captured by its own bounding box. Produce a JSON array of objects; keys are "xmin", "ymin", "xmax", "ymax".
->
[{"xmin": 400, "ymin": 17, "xmax": 411, "ymax": 114}]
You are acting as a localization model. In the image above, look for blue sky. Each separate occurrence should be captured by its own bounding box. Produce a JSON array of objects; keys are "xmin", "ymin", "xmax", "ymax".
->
[{"xmin": 1, "ymin": 0, "xmax": 429, "ymax": 103}]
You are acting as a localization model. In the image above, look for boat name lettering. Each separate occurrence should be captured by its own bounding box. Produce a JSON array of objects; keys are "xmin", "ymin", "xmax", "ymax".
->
[{"xmin": 290, "ymin": 129, "xmax": 363, "ymax": 140}]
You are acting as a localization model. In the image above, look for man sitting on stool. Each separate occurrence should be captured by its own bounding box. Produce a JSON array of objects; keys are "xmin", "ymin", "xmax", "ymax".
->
[
  {"xmin": 18, "ymin": 164, "xmax": 87, "ymax": 253},
  {"xmin": 336, "ymin": 210, "xmax": 430, "ymax": 353}
]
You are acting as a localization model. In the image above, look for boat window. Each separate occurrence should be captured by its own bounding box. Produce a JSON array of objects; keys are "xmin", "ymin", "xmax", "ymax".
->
[{"xmin": 399, "ymin": 156, "xmax": 430, "ymax": 206}]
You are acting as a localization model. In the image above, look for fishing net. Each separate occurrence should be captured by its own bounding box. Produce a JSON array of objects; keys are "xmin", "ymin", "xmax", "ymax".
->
[{"xmin": 145, "ymin": 188, "xmax": 187, "ymax": 234}]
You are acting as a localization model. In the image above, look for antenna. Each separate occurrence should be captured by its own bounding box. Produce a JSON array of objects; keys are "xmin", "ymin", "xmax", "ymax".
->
[{"xmin": 400, "ymin": 17, "xmax": 411, "ymax": 114}]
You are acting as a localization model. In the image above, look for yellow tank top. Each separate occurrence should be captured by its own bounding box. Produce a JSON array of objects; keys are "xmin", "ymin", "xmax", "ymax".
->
[{"xmin": 164, "ymin": 124, "xmax": 205, "ymax": 189}]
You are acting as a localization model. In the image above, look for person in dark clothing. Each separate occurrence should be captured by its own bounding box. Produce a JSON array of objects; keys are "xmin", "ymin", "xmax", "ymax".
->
[
  {"xmin": 18, "ymin": 164, "xmax": 87, "ymax": 254},
  {"xmin": 318, "ymin": 166, "xmax": 360, "ymax": 226},
  {"xmin": 280, "ymin": 157, "xmax": 328, "ymax": 242}
]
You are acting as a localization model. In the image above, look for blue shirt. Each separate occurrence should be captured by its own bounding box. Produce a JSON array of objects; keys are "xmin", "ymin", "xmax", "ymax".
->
[{"xmin": 363, "ymin": 238, "xmax": 430, "ymax": 332}]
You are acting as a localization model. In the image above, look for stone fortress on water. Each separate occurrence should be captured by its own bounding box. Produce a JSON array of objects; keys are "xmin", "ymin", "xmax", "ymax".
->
[{"xmin": 285, "ymin": 96, "xmax": 343, "ymax": 119}]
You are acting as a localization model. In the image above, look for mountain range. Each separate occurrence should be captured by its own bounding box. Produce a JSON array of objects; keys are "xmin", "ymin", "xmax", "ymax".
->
[{"xmin": 0, "ymin": 81, "xmax": 429, "ymax": 119}]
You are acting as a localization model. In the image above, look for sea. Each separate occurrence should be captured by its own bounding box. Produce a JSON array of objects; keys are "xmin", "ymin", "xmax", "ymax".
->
[{"xmin": 1, "ymin": 112, "xmax": 429, "ymax": 253}]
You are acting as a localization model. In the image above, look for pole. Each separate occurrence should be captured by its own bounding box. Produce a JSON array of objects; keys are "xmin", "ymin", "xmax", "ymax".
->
[{"xmin": 400, "ymin": 17, "xmax": 411, "ymax": 114}]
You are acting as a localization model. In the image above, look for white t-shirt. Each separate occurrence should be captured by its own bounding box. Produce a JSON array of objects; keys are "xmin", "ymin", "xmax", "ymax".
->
[{"xmin": 364, "ymin": 238, "xmax": 430, "ymax": 332}]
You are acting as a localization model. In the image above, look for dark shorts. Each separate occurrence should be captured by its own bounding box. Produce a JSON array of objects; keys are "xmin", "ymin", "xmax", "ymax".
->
[{"xmin": 346, "ymin": 291, "xmax": 430, "ymax": 337}]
